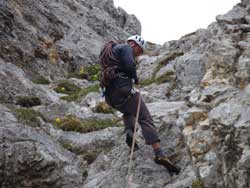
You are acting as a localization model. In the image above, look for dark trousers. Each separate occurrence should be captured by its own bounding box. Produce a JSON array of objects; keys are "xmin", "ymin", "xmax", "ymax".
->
[{"xmin": 107, "ymin": 92, "xmax": 160, "ymax": 145}]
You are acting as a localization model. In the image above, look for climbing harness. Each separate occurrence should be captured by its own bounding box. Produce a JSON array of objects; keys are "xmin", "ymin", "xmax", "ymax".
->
[{"xmin": 126, "ymin": 91, "xmax": 142, "ymax": 188}]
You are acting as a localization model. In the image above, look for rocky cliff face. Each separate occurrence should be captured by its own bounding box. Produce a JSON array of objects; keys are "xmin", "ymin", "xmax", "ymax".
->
[
  {"xmin": 0, "ymin": 0, "xmax": 140, "ymax": 79},
  {"xmin": 1, "ymin": 0, "xmax": 250, "ymax": 188}
]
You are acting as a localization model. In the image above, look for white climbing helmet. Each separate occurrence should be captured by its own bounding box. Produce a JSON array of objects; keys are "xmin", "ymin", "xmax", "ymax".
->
[{"xmin": 127, "ymin": 35, "xmax": 146, "ymax": 52}]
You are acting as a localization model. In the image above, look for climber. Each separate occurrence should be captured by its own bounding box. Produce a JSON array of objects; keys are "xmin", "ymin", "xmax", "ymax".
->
[{"xmin": 98, "ymin": 35, "xmax": 180, "ymax": 174}]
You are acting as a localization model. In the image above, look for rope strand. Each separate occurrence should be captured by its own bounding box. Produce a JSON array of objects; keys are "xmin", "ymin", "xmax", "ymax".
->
[{"xmin": 126, "ymin": 92, "xmax": 142, "ymax": 188}]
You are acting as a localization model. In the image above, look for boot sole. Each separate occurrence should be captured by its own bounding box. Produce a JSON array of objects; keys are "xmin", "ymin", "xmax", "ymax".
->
[{"xmin": 154, "ymin": 157, "xmax": 180, "ymax": 174}]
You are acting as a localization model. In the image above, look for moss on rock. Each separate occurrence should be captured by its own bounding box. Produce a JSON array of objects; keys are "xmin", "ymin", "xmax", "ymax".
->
[
  {"xmin": 54, "ymin": 80, "xmax": 81, "ymax": 95},
  {"xmin": 32, "ymin": 76, "xmax": 50, "ymax": 84},
  {"xmin": 67, "ymin": 64, "xmax": 100, "ymax": 81},
  {"xmin": 192, "ymin": 178, "xmax": 205, "ymax": 188},
  {"xmin": 53, "ymin": 115, "xmax": 121, "ymax": 133},
  {"xmin": 14, "ymin": 108, "xmax": 44, "ymax": 127},
  {"xmin": 16, "ymin": 96, "xmax": 42, "ymax": 107},
  {"xmin": 140, "ymin": 78, "xmax": 156, "ymax": 87},
  {"xmin": 61, "ymin": 141, "xmax": 74, "ymax": 151},
  {"xmin": 60, "ymin": 84, "xmax": 99, "ymax": 102},
  {"xmin": 94, "ymin": 101, "xmax": 114, "ymax": 114},
  {"xmin": 156, "ymin": 71, "xmax": 176, "ymax": 84}
]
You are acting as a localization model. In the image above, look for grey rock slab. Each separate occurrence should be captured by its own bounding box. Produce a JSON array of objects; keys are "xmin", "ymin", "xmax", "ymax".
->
[
  {"xmin": 53, "ymin": 127, "xmax": 123, "ymax": 154},
  {"xmin": 0, "ymin": 106, "xmax": 85, "ymax": 188},
  {"xmin": 80, "ymin": 92, "xmax": 102, "ymax": 109},
  {"xmin": 0, "ymin": 60, "xmax": 61, "ymax": 104},
  {"xmin": 146, "ymin": 101, "xmax": 188, "ymax": 128},
  {"xmin": 137, "ymin": 55, "xmax": 159, "ymax": 81},
  {"xmin": 209, "ymin": 92, "xmax": 250, "ymax": 127},
  {"xmin": 141, "ymin": 83, "xmax": 171, "ymax": 103},
  {"xmin": 34, "ymin": 101, "xmax": 114, "ymax": 121},
  {"xmin": 0, "ymin": 104, "xmax": 18, "ymax": 126},
  {"xmin": 147, "ymin": 101, "xmax": 187, "ymax": 120},
  {"xmin": 84, "ymin": 118, "xmax": 196, "ymax": 188},
  {"xmin": 216, "ymin": 5, "xmax": 247, "ymax": 25},
  {"xmin": 171, "ymin": 52, "xmax": 207, "ymax": 89}
]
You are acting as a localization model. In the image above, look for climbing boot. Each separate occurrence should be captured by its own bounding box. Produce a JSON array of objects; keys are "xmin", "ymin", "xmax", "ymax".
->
[
  {"xmin": 126, "ymin": 134, "xmax": 139, "ymax": 151},
  {"xmin": 154, "ymin": 155, "xmax": 180, "ymax": 175}
]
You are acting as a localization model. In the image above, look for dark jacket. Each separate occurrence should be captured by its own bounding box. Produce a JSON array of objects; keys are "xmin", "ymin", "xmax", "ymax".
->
[
  {"xmin": 112, "ymin": 44, "xmax": 138, "ymax": 82},
  {"xmin": 105, "ymin": 44, "xmax": 138, "ymax": 107}
]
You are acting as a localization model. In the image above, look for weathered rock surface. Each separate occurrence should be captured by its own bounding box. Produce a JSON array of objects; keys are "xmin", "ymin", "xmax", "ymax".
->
[
  {"xmin": 2, "ymin": 0, "xmax": 250, "ymax": 187},
  {"xmin": 34, "ymin": 100, "xmax": 114, "ymax": 122},
  {"xmin": 0, "ymin": 60, "xmax": 61, "ymax": 104},
  {"xmin": 0, "ymin": 0, "xmax": 140, "ymax": 80},
  {"xmin": 0, "ymin": 104, "xmax": 85, "ymax": 188},
  {"xmin": 84, "ymin": 120, "xmax": 196, "ymax": 188}
]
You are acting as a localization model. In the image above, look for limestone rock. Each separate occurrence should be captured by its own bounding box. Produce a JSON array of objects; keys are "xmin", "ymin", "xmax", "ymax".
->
[
  {"xmin": 2, "ymin": 0, "xmax": 250, "ymax": 187},
  {"xmin": 0, "ymin": 105, "xmax": 85, "ymax": 188},
  {"xmin": 84, "ymin": 120, "xmax": 197, "ymax": 188},
  {"xmin": 0, "ymin": 60, "xmax": 61, "ymax": 104},
  {"xmin": 0, "ymin": 0, "xmax": 140, "ymax": 80},
  {"xmin": 137, "ymin": 55, "xmax": 159, "ymax": 81},
  {"xmin": 141, "ymin": 83, "xmax": 172, "ymax": 103},
  {"xmin": 34, "ymin": 101, "xmax": 114, "ymax": 122}
]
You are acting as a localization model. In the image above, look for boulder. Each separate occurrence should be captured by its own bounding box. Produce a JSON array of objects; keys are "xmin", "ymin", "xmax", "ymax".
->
[{"xmin": 0, "ymin": 104, "xmax": 85, "ymax": 188}]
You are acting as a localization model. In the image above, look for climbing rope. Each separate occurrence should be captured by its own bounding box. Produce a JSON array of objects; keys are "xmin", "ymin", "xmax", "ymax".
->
[{"xmin": 126, "ymin": 92, "xmax": 142, "ymax": 188}]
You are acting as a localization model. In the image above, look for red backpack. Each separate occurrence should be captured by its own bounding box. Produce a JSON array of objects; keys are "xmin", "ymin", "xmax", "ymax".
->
[{"xmin": 98, "ymin": 41, "xmax": 119, "ymax": 87}]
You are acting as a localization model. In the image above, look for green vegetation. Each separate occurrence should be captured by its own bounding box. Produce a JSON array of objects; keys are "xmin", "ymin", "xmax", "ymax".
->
[
  {"xmin": 139, "ymin": 51, "xmax": 184, "ymax": 87},
  {"xmin": 82, "ymin": 170, "xmax": 88, "ymax": 180},
  {"xmin": 139, "ymin": 63, "xmax": 166, "ymax": 87},
  {"xmin": 53, "ymin": 115, "xmax": 122, "ymax": 133},
  {"xmin": 152, "ymin": 63, "xmax": 165, "ymax": 78},
  {"xmin": 61, "ymin": 141, "xmax": 73, "ymax": 151},
  {"xmin": 139, "ymin": 78, "xmax": 155, "ymax": 87},
  {"xmin": 32, "ymin": 76, "xmax": 50, "ymax": 85},
  {"xmin": 192, "ymin": 179, "xmax": 205, "ymax": 188},
  {"xmin": 93, "ymin": 101, "xmax": 115, "ymax": 114},
  {"xmin": 54, "ymin": 80, "xmax": 81, "ymax": 95},
  {"xmin": 67, "ymin": 64, "xmax": 100, "ymax": 81},
  {"xmin": 155, "ymin": 71, "xmax": 176, "ymax": 84},
  {"xmin": 14, "ymin": 108, "xmax": 45, "ymax": 127},
  {"xmin": 60, "ymin": 84, "xmax": 99, "ymax": 102},
  {"xmin": 16, "ymin": 96, "xmax": 42, "ymax": 107}
]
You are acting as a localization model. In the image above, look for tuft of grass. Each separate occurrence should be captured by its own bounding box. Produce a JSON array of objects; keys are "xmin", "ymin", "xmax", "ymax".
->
[
  {"xmin": 54, "ymin": 80, "xmax": 81, "ymax": 95},
  {"xmin": 139, "ymin": 51, "xmax": 183, "ymax": 87},
  {"xmin": 14, "ymin": 108, "xmax": 45, "ymax": 127},
  {"xmin": 32, "ymin": 76, "xmax": 50, "ymax": 85},
  {"xmin": 53, "ymin": 115, "xmax": 122, "ymax": 133},
  {"xmin": 60, "ymin": 84, "xmax": 99, "ymax": 102},
  {"xmin": 93, "ymin": 101, "xmax": 115, "ymax": 114},
  {"xmin": 139, "ymin": 78, "xmax": 156, "ymax": 87},
  {"xmin": 16, "ymin": 96, "xmax": 42, "ymax": 107},
  {"xmin": 152, "ymin": 63, "xmax": 165, "ymax": 78},
  {"xmin": 67, "ymin": 64, "xmax": 100, "ymax": 81},
  {"xmin": 155, "ymin": 71, "xmax": 176, "ymax": 84},
  {"xmin": 61, "ymin": 142, "xmax": 73, "ymax": 151},
  {"xmin": 192, "ymin": 179, "xmax": 205, "ymax": 188},
  {"xmin": 139, "ymin": 64, "xmax": 165, "ymax": 87}
]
